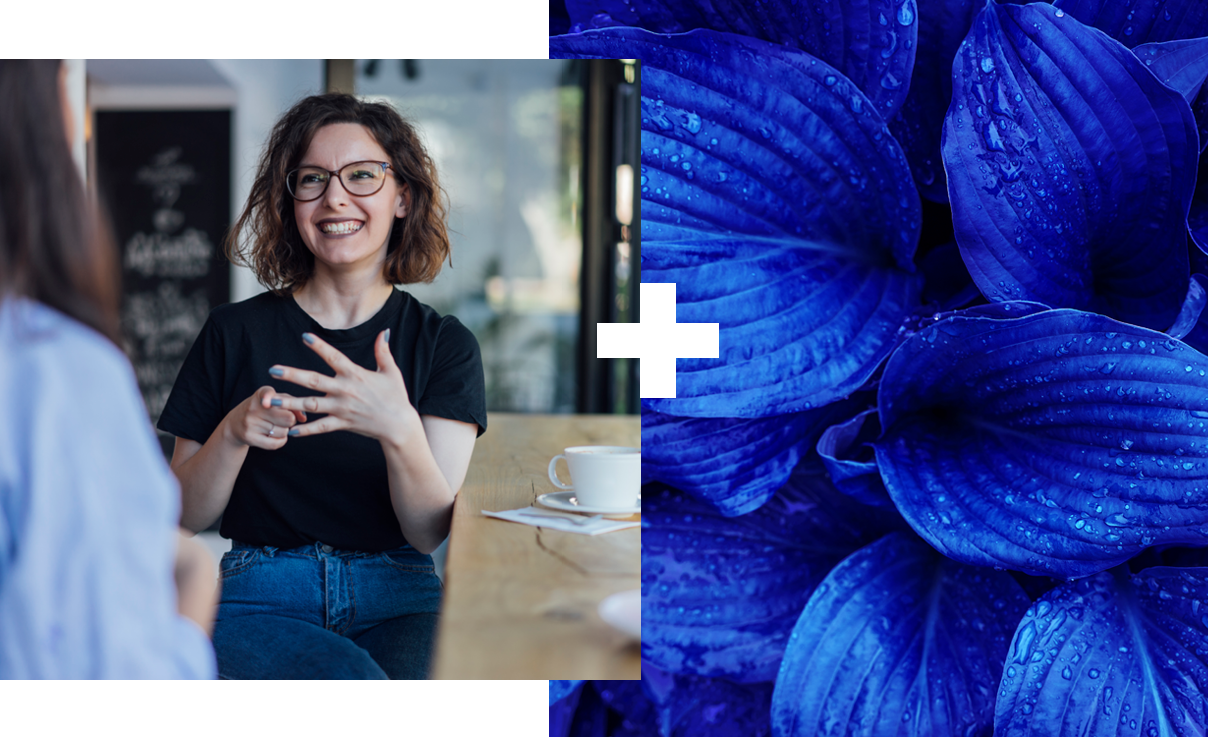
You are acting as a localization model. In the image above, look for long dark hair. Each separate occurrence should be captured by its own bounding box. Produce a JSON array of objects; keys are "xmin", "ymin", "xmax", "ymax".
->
[
  {"xmin": 225, "ymin": 93, "xmax": 451, "ymax": 294},
  {"xmin": 0, "ymin": 60, "xmax": 121, "ymax": 344}
]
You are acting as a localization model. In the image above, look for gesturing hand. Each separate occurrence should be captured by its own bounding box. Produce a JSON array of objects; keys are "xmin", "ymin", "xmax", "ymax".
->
[
  {"xmin": 268, "ymin": 330, "xmax": 422, "ymax": 445},
  {"xmin": 226, "ymin": 386, "xmax": 308, "ymax": 450},
  {"xmin": 224, "ymin": 384, "xmax": 306, "ymax": 447}
]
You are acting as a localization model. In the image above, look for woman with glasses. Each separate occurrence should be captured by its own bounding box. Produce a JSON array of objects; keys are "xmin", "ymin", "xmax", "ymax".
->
[
  {"xmin": 0, "ymin": 60, "xmax": 217, "ymax": 678},
  {"xmin": 158, "ymin": 94, "xmax": 486, "ymax": 679}
]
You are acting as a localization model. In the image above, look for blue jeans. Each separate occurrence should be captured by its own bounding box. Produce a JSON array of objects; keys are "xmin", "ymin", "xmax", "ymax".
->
[{"xmin": 212, "ymin": 541, "xmax": 443, "ymax": 679}]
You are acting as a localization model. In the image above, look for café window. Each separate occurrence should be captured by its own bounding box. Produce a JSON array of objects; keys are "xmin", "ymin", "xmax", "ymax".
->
[{"xmin": 355, "ymin": 59, "xmax": 585, "ymax": 413}]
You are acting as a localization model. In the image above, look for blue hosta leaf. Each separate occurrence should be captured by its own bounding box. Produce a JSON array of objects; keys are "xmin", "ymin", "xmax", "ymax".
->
[
  {"xmin": 875, "ymin": 308, "xmax": 1208, "ymax": 579},
  {"xmin": 1134, "ymin": 37, "xmax": 1208, "ymax": 103},
  {"xmin": 592, "ymin": 679, "xmax": 659, "ymax": 736},
  {"xmin": 566, "ymin": 681, "xmax": 611, "ymax": 737},
  {"xmin": 889, "ymin": 0, "xmax": 989, "ymax": 201},
  {"xmin": 995, "ymin": 566, "xmax": 1208, "ymax": 736},
  {"xmin": 642, "ymin": 466, "xmax": 902, "ymax": 683},
  {"xmin": 641, "ymin": 408, "xmax": 809, "ymax": 515},
  {"xmin": 1053, "ymin": 0, "xmax": 1208, "ymax": 49},
  {"xmin": 641, "ymin": 662, "xmax": 775, "ymax": 737},
  {"xmin": 564, "ymin": 0, "xmax": 918, "ymax": 118},
  {"xmin": 551, "ymin": 680, "xmax": 586, "ymax": 737},
  {"xmin": 611, "ymin": 718, "xmax": 656, "ymax": 737},
  {"xmin": 1134, "ymin": 37, "xmax": 1208, "ymax": 153},
  {"xmin": 771, "ymin": 532, "xmax": 1030, "ymax": 737},
  {"xmin": 944, "ymin": 1, "xmax": 1195, "ymax": 330},
  {"xmin": 893, "ymin": 299, "xmax": 1052, "ymax": 354},
  {"xmin": 890, "ymin": 0, "xmax": 1034, "ymax": 202},
  {"xmin": 817, "ymin": 408, "xmax": 894, "ymax": 508},
  {"xmin": 551, "ymin": 27, "xmax": 921, "ymax": 259},
  {"xmin": 1177, "ymin": 274, "xmax": 1208, "ymax": 355},
  {"xmin": 564, "ymin": 0, "xmax": 637, "ymax": 29},
  {"xmin": 931, "ymin": 299, "xmax": 1051, "ymax": 321},
  {"xmin": 642, "ymin": 400, "xmax": 858, "ymax": 516},
  {"xmin": 551, "ymin": 680, "xmax": 585, "ymax": 705},
  {"xmin": 551, "ymin": 28, "xmax": 924, "ymax": 417},
  {"xmin": 641, "ymin": 236, "xmax": 922, "ymax": 418},
  {"xmin": 1168, "ymin": 273, "xmax": 1208, "ymax": 345}
]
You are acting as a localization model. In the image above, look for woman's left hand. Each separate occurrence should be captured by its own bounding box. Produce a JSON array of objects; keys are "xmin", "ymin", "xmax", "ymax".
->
[{"xmin": 268, "ymin": 330, "xmax": 423, "ymax": 446}]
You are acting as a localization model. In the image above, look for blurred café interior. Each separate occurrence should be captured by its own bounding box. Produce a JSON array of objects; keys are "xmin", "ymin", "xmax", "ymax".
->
[{"xmin": 60, "ymin": 58, "xmax": 640, "ymax": 678}]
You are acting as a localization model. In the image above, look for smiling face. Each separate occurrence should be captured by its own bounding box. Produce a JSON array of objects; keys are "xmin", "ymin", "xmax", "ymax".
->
[{"xmin": 292, "ymin": 122, "xmax": 407, "ymax": 278}]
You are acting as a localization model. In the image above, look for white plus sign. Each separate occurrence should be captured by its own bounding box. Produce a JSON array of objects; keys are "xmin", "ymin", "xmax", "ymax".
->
[{"xmin": 597, "ymin": 282, "xmax": 719, "ymax": 398}]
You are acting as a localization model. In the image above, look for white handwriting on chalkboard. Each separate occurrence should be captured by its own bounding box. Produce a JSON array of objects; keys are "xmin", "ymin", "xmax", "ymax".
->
[
  {"xmin": 136, "ymin": 147, "xmax": 196, "ymax": 209},
  {"xmin": 124, "ymin": 282, "xmax": 210, "ymax": 360},
  {"xmin": 124, "ymin": 282, "xmax": 211, "ymax": 416},
  {"xmin": 136, "ymin": 360, "xmax": 186, "ymax": 418},
  {"xmin": 124, "ymin": 228, "xmax": 214, "ymax": 278}
]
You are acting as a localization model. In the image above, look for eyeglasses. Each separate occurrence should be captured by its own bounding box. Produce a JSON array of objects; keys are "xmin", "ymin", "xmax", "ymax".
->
[{"xmin": 286, "ymin": 160, "xmax": 392, "ymax": 202}]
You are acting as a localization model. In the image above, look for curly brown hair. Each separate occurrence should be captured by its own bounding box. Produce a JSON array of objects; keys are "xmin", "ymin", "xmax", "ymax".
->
[{"xmin": 225, "ymin": 93, "xmax": 450, "ymax": 294}]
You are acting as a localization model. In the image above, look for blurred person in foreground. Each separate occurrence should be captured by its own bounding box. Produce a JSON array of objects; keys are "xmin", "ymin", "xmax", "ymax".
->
[{"xmin": 0, "ymin": 60, "xmax": 218, "ymax": 678}]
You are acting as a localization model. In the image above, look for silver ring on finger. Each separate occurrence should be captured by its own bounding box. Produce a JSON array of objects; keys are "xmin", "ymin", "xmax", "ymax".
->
[{"xmin": 268, "ymin": 424, "xmax": 276, "ymax": 437}]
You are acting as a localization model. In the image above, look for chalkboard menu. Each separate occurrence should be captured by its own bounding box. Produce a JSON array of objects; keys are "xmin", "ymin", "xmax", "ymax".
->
[{"xmin": 94, "ymin": 110, "xmax": 231, "ymax": 458}]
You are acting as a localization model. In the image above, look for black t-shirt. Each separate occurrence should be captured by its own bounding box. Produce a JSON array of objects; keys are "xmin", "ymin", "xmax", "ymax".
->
[{"xmin": 157, "ymin": 288, "xmax": 486, "ymax": 551}]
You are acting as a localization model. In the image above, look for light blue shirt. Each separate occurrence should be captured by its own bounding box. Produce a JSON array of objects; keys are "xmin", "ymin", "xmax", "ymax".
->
[{"xmin": 0, "ymin": 298, "xmax": 215, "ymax": 678}]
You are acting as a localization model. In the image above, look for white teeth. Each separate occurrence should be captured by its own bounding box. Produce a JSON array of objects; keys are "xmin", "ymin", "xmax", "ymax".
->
[{"xmin": 320, "ymin": 221, "xmax": 363, "ymax": 234}]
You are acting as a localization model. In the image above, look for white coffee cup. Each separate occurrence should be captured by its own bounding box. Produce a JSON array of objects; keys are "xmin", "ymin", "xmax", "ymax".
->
[{"xmin": 547, "ymin": 445, "xmax": 641, "ymax": 510}]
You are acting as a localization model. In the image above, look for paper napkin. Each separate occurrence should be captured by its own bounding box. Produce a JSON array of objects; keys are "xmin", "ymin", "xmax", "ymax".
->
[{"xmin": 481, "ymin": 507, "xmax": 640, "ymax": 535}]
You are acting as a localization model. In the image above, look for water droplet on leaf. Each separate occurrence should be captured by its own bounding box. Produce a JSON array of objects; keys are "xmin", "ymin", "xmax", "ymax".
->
[{"xmin": 1014, "ymin": 621, "xmax": 1037, "ymax": 664}]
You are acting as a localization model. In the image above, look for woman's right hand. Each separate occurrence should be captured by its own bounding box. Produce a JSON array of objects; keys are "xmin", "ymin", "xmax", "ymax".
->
[
  {"xmin": 224, "ymin": 386, "xmax": 307, "ymax": 450},
  {"xmin": 172, "ymin": 387, "xmax": 306, "ymax": 532}
]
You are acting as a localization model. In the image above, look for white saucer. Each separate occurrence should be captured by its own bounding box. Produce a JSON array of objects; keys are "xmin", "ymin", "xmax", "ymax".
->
[
  {"xmin": 536, "ymin": 490, "xmax": 641, "ymax": 515},
  {"xmin": 598, "ymin": 589, "xmax": 640, "ymax": 640}
]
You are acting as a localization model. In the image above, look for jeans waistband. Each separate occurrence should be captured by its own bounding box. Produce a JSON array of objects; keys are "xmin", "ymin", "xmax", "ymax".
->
[{"xmin": 229, "ymin": 540, "xmax": 417, "ymax": 559}]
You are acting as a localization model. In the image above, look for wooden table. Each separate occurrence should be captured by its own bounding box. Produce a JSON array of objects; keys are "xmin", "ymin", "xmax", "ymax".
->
[{"xmin": 431, "ymin": 412, "xmax": 640, "ymax": 680}]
